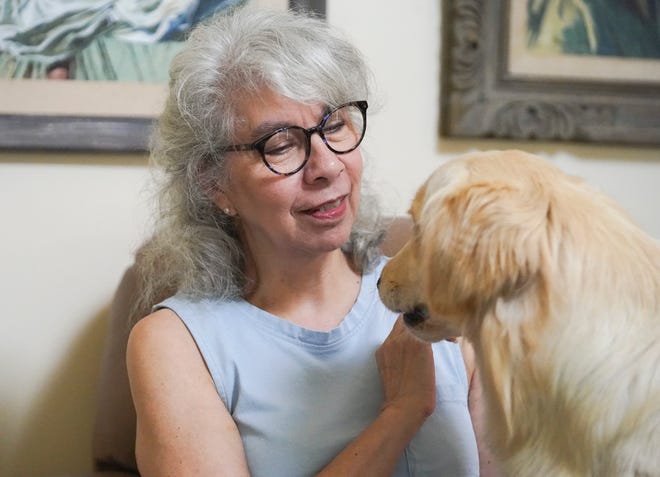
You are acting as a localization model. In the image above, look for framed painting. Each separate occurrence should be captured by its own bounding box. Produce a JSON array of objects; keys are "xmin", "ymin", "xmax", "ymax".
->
[
  {"xmin": 0, "ymin": 0, "xmax": 326, "ymax": 152},
  {"xmin": 440, "ymin": 0, "xmax": 660, "ymax": 145}
]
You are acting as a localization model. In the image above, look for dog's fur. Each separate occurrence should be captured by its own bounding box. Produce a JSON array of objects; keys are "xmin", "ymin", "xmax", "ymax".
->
[{"xmin": 378, "ymin": 150, "xmax": 660, "ymax": 476}]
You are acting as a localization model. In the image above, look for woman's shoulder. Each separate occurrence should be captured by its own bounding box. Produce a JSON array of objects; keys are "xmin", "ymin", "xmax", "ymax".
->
[
  {"xmin": 128, "ymin": 308, "xmax": 191, "ymax": 356},
  {"xmin": 157, "ymin": 294, "xmax": 240, "ymax": 312},
  {"xmin": 365, "ymin": 254, "xmax": 390, "ymax": 279},
  {"xmin": 126, "ymin": 308, "xmax": 204, "ymax": 386}
]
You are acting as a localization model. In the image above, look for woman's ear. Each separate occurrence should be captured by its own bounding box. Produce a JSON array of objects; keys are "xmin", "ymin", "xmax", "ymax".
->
[
  {"xmin": 198, "ymin": 160, "xmax": 237, "ymax": 217},
  {"xmin": 213, "ymin": 189, "xmax": 237, "ymax": 217}
]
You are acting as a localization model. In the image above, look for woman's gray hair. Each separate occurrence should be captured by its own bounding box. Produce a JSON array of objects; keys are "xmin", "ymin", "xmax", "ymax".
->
[{"xmin": 135, "ymin": 6, "xmax": 385, "ymax": 316}]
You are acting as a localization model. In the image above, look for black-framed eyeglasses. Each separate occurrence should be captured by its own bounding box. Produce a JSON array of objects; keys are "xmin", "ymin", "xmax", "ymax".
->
[{"xmin": 220, "ymin": 100, "xmax": 368, "ymax": 176}]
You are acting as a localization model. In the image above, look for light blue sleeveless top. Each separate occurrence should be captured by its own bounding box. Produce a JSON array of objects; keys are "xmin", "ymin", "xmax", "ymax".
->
[{"xmin": 157, "ymin": 258, "xmax": 479, "ymax": 476}]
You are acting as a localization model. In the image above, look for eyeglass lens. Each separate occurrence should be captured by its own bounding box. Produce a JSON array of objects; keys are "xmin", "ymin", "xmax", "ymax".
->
[{"xmin": 262, "ymin": 103, "xmax": 365, "ymax": 174}]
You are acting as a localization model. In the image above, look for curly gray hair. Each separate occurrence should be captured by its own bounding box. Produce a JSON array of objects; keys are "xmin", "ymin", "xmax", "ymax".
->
[{"xmin": 135, "ymin": 6, "xmax": 385, "ymax": 316}]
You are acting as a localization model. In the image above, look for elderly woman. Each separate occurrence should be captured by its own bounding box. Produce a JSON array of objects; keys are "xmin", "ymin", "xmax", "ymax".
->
[{"xmin": 127, "ymin": 6, "xmax": 495, "ymax": 476}]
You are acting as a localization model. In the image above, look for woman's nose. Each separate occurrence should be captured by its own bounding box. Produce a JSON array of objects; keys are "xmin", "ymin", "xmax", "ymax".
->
[{"xmin": 302, "ymin": 134, "xmax": 344, "ymax": 182}]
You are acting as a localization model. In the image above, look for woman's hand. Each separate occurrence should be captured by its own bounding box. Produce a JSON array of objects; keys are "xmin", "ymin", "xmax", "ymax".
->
[
  {"xmin": 376, "ymin": 316, "xmax": 436, "ymax": 425},
  {"xmin": 317, "ymin": 316, "xmax": 436, "ymax": 476}
]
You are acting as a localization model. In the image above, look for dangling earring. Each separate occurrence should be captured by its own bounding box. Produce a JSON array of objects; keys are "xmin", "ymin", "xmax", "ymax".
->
[{"xmin": 223, "ymin": 208, "xmax": 230, "ymax": 215}]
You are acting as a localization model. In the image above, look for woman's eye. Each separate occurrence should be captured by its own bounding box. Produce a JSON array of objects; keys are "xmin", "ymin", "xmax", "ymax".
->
[
  {"xmin": 264, "ymin": 132, "xmax": 297, "ymax": 155},
  {"xmin": 264, "ymin": 142, "xmax": 294, "ymax": 156},
  {"xmin": 323, "ymin": 119, "xmax": 346, "ymax": 135}
]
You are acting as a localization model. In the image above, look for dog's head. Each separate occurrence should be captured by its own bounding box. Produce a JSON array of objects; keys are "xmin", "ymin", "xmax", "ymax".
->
[{"xmin": 378, "ymin": 150, "xmax": 560, "ymax": 342}]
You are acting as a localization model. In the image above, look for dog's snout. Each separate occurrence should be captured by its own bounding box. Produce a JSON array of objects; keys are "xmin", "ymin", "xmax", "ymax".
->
[{"xmin": 403, "ymin": 305, "xmax": 429, "ymax": 327}]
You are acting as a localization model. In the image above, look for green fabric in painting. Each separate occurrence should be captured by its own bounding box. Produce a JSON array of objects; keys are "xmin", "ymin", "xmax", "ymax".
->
[{"xmin": 73, "ymin": 34, "xmax": 184, "ymax": 82}]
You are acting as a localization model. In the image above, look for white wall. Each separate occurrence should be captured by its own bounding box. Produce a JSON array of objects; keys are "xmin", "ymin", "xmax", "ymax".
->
[{"xmin": 1, "ymin": 1, "xmax": 658, "ymax": 475}]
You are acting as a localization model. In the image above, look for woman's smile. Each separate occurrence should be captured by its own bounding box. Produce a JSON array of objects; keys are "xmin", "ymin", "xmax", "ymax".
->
[{"xmin": 300, "ymin": 195, "xmax": 348, "ymax": 219}]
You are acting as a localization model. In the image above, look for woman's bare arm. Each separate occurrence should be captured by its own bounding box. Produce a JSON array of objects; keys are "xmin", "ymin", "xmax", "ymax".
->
[
  {"xmin": 127, "ymin": 309, "xmax": 250, "ymax": 477},
  {"xmin": 461, "ymin": 339, "xmax": 503, "ymax": 477}
]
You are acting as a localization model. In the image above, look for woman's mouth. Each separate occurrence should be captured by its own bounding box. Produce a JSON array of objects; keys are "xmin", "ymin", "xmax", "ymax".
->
[
  {"xmin": 314, "ymin": 198, "xmax": 342, "ymax": 213},
  {"xmin": 303, "ymin": 196, "xmax": 347, "ymax": 219}
]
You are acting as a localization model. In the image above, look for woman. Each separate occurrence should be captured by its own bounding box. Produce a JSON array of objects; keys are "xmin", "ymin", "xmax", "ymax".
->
[{"xmin": 127, "ymin": 6, "xmax": 495, "ymax": 476}]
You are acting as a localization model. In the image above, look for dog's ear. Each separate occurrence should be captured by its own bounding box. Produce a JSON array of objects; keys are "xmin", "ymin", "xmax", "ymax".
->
[{"xmin": 420, "ymin": 181, "xmax": 550, "ymax": 312}]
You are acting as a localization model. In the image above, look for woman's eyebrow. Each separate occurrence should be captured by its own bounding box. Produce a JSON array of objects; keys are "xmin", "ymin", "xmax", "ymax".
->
[
  {"xmin": 249, "ymin": 121, "xmax": 292, "ymax": 141},
  {"xmin": 247, "ymin": 106, "xmax": 330, "ymax": 141}
]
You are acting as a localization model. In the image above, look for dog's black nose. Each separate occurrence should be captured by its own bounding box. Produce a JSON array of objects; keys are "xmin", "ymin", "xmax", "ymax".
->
[{"xmin": 403, "ymin": 305, "xmax": 429, "ymax": 327}]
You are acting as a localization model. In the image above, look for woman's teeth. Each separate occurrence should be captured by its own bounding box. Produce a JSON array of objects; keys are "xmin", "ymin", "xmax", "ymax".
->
[{"xmin": 316, "ymin": 198, "xmax": 342, "ymax": 212}]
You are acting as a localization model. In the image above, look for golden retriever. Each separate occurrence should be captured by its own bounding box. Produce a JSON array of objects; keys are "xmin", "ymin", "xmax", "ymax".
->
[{"xmin": 378, "ymin": 150, "xmax": 660, "ymax": 476}]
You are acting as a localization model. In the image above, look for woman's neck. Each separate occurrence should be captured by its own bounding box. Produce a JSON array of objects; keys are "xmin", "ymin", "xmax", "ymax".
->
[{"xmin": 245, "ymin": 249, "xmax": 362, "ymax": 331}]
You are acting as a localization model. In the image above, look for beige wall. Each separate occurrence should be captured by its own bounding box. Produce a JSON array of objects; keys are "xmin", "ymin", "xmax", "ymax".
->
[
  {"xmin": 1, "ymin": 155, "xmax": 152, "ymax": 476},
  {"xmin": 2, "ymin": 1, "xmax": 658, "ymax": 475}
]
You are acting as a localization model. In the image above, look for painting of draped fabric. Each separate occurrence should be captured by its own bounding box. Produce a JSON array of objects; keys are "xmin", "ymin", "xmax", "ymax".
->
[
  {"xmin": 0, "ymin": 0, "xmax": 324, "ymax": 151},
  {"xmin": 0, "ymin": 0, "xmax": 246, "ymax": 81},
  {"xmin": 439, "ymin": 0, "xmax": 660, "ymax": 145}
]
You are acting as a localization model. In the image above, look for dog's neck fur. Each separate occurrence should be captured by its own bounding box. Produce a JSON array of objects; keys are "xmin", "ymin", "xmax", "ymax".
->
[{"xmin": 468, "ymin": 221, "xmax": 660, "ymax": 475}]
